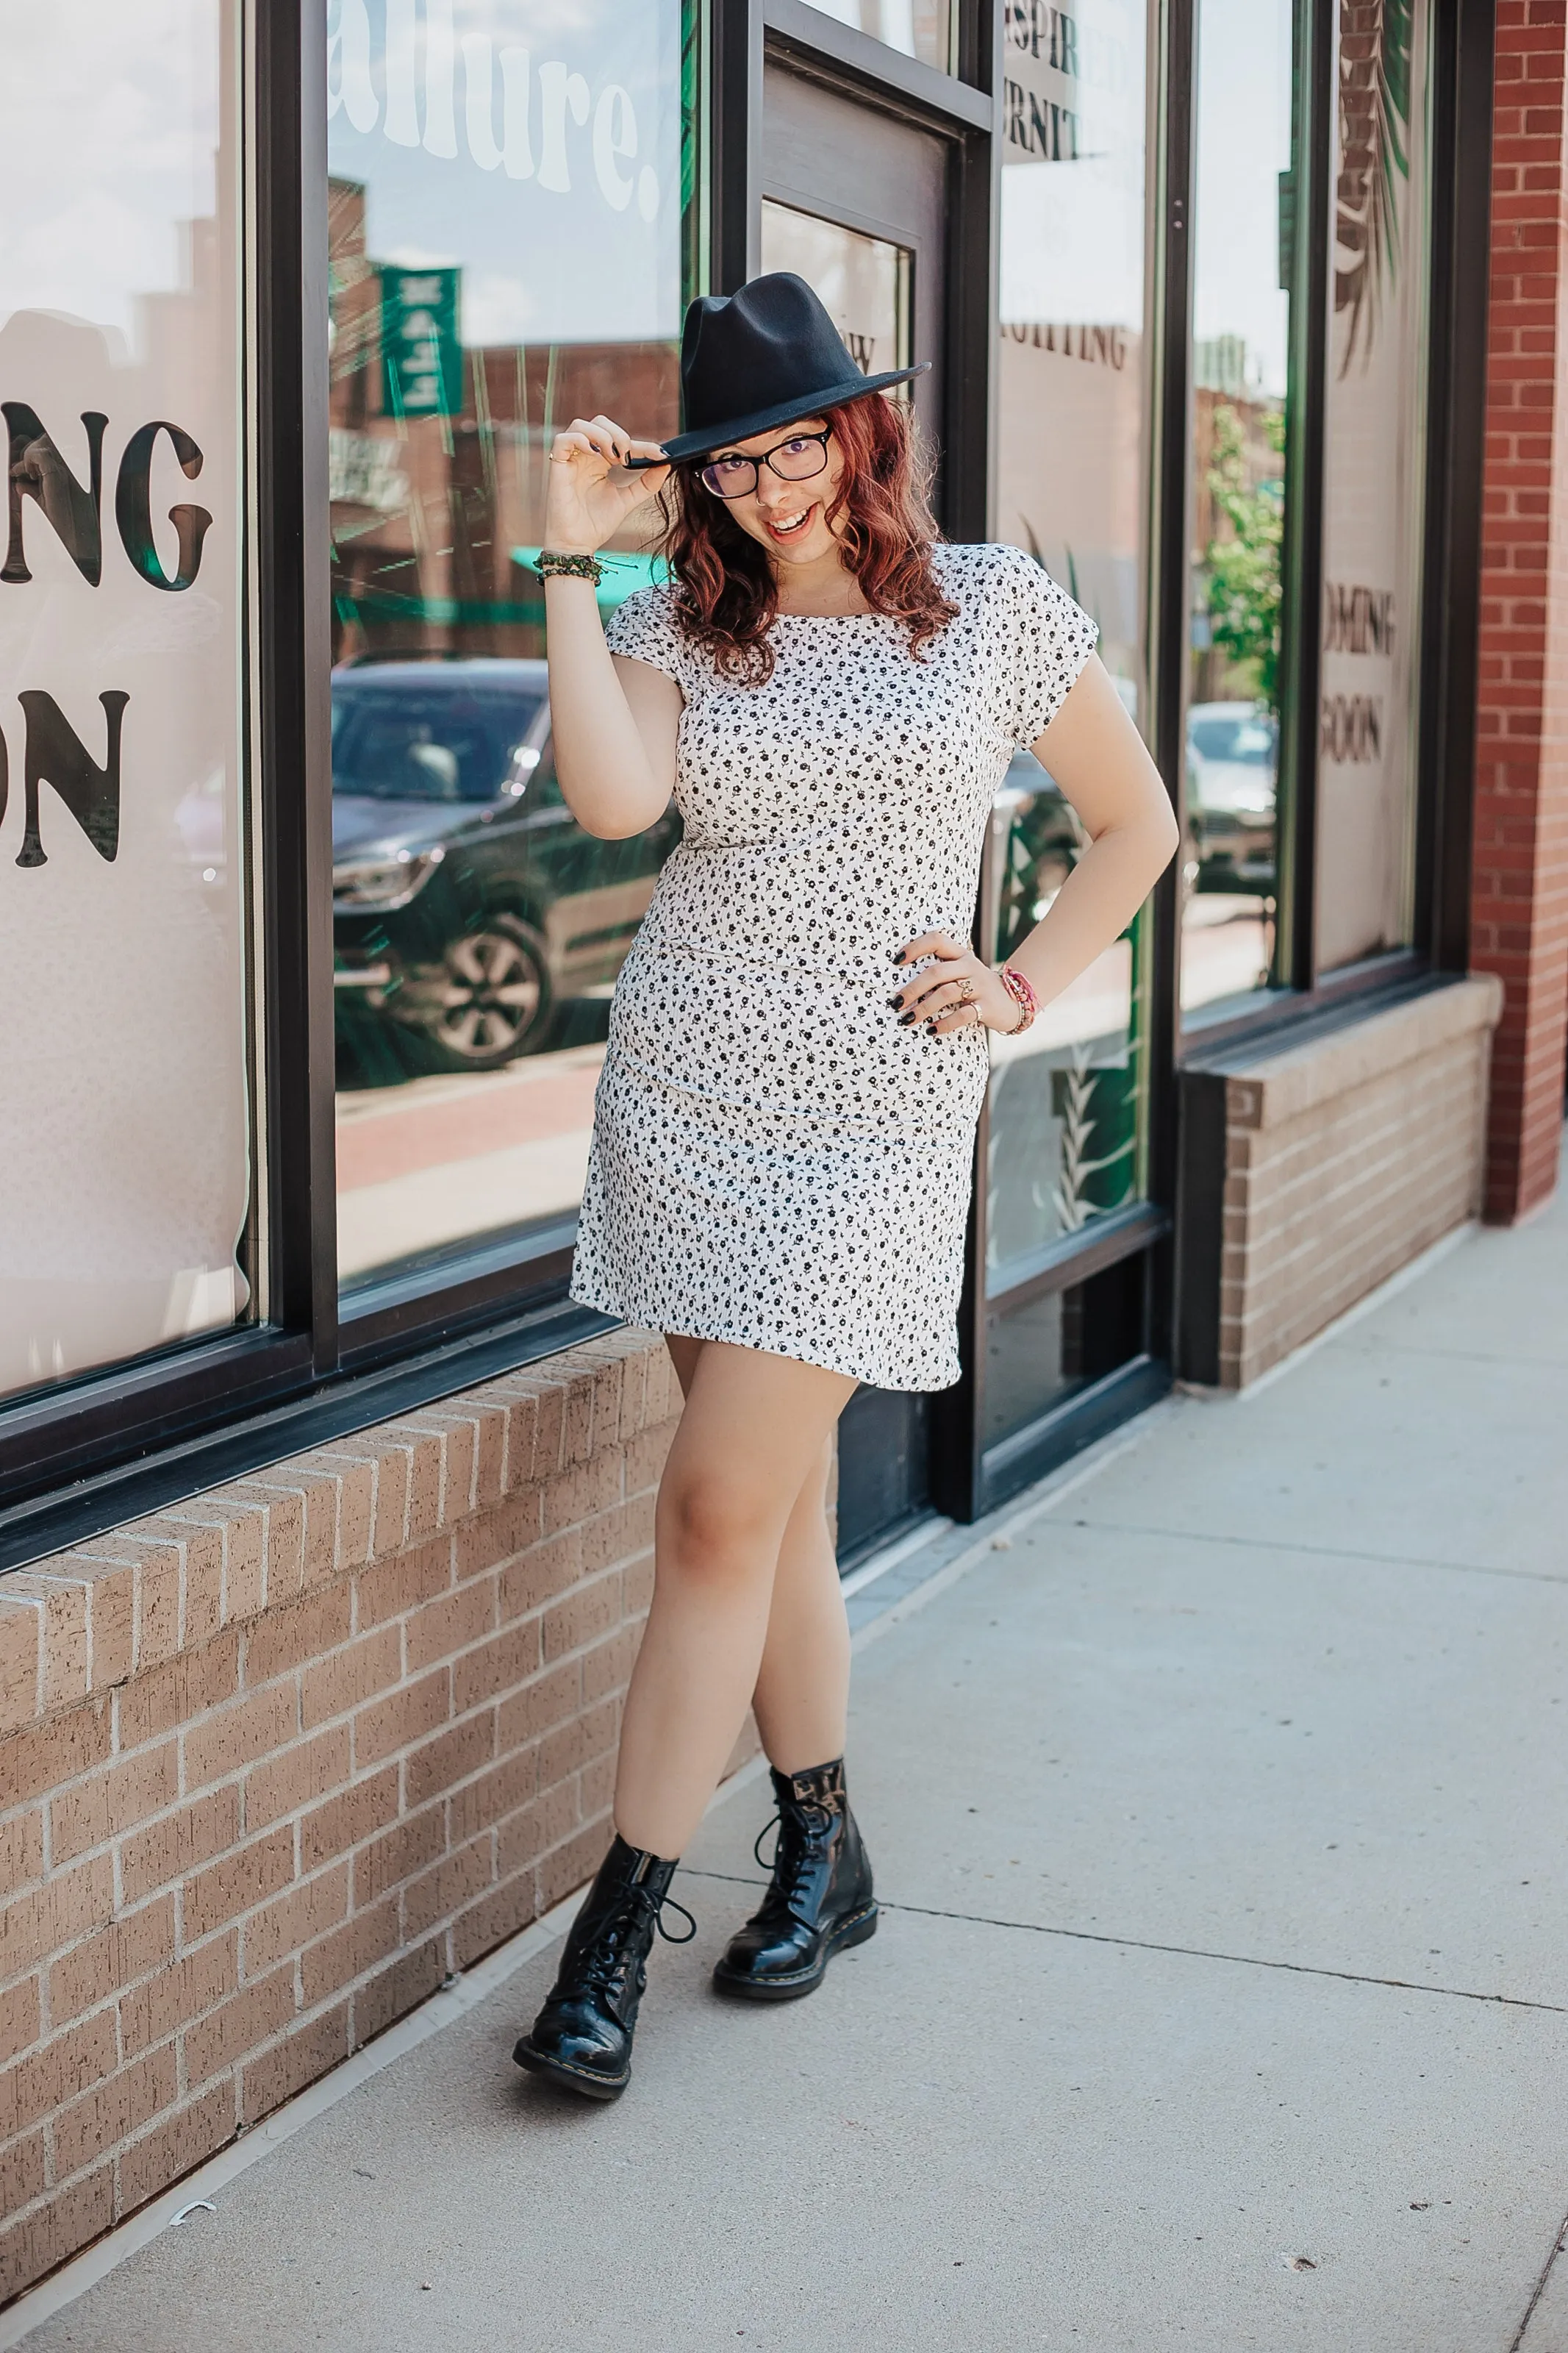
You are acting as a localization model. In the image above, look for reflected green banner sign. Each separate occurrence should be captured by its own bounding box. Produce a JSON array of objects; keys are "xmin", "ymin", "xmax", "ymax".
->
[{"xmin": 379, "ymin": 266, "xmax": 462, "ymax": 418}]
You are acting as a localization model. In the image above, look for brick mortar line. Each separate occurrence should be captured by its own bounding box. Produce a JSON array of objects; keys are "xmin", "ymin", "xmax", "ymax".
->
[
  {"xmin": 0, "ymin": 1811, "xmax": 611, "ymax": 2242},
  {"xmin": 0, "ymin": 1417, "xmax": 1181, "ymax": 2327},
  {"xmin": 0, "ymin": 1336, "xmax": 677, "ymax": 1742},
  {"xmin": 0, "ymin": 1876, "xmax": 595, "ymax": 2351},
  {"xmin": 0, "ymin": 1611, "xmax": 650, "ymax": 1881}
]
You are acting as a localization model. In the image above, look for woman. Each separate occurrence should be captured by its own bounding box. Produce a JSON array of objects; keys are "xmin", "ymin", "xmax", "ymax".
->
[{"xmin": 513, "ymin": 274, "xmax": 1177, "ymax": 2100}]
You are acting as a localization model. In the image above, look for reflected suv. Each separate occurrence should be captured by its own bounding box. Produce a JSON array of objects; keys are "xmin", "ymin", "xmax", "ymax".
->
[
  {"xmin": 1185, "ymin": 700, "xmax": 1278, "ymax": 894},
  {"xmin": 332, "ymin": 660, "xmax": 679, "ymax": 1070}
]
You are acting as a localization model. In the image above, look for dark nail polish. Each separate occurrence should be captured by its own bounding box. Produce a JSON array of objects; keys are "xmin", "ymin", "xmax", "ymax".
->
[
  {"xmin": 888, "ymin": 996, "xmax": 902, "ymax": 1008},
  {"xmin": 891, "ymin": 950, "xmax": 905, "ymax": 963},
  {"xmin": 898, "ymin": 1012, "xmax": 914, "ymax": 1026}
]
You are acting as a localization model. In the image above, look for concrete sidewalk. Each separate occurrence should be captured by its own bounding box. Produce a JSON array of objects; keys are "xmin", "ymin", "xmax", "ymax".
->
[{"xmin": 10, "ymin": 1171, "xmax": 1568, "ymax": 2352}]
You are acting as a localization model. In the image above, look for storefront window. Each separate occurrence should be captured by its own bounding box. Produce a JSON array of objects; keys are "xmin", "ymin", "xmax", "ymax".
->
[
  {"xmin": 989, "ymin": 0, "xmax": 1151, "ymax": 1292},
  {"xmin": 1181, "ymin": 0, "xmax": 1294, "ymax": 1021},
  {"xmin": 798, "ymin": 0, "xmax": 953, "ymax": 74},
  {"xmin": 759, "ymin": 202, "xmax": 911, "ymax": 385},
  {"xmin": 1314, "ymin": 0, "xmax": 1431, "ymax": 973},
  {"xmin": 326, "ymin": 0, "xmax": 695, "ymax": 1295},
  {"xmin": 0, "ymin": 1, "xmax": 249, "ymax": 1400},
  {"xmin": 983, "ymin": 1252, "xmax": 1144, "ymax": 1449}
]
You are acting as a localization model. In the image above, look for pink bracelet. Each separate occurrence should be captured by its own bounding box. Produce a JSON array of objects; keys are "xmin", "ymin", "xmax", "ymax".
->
[{"xmin": 998, "ymin": 964, "xmax": 1037, "ymax": 1034}]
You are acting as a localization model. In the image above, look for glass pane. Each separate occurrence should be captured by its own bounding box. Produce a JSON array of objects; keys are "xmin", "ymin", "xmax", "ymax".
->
[
  {"xmin": 795, "ymin": 0, "xmax": 953, "ymax": 74},
  {"xmin": 982, "ymin": 1254, "xmax": 1144, "ymax": 1452},
  {"xmin": 0, "ymin": 1, "xmax": 249, "ymax": 1402},
  {"xmin": 985, "ymin": 759, "xmax": 1148, "ymax": 1289},
  {"xmin": 991, "ymin": 0, "xmax": 1152, "ymax": 1287},
  {"xmin": 1314, "ymin": 0, "xmax": 1431, "ymax": 973},
  {"xmin": 327, "ymin": 0, "xmax": 692, "ymax": 1295},
  {"xmin": 1180, "ymin": 0, "xmax": 1293, "ymax": 1022},
  {"xmin": 759, "ymin": 202, "xmax": 912, "ymax": 383}
]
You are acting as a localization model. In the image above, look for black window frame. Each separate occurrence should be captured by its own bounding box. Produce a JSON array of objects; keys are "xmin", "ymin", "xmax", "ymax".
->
[
  {"xmin": 1167, "ymin": 0, "xmax": 1497, "ymax": 1387},
  {"xmin": 0, "ymin": 0, "xmax": 1495, "ymax": 1568},
  {"xmin": 1170, "ymin": 0, "xmax": 1492, "ymax": 1064}
]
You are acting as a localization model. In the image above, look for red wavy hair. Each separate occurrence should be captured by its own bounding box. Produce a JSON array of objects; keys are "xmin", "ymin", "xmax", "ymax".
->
[{"xmin": 656, "ymin": 392, "xmax": 957, "ymax": 685}]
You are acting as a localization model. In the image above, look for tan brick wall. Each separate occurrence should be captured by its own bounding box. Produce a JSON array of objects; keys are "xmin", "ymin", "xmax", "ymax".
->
[
  {"xmin": 1212, "ymin": 979, "xmax": 1504, "ymax": 1388},
  {"xmin": 0, "ymin": 1324, "xmax": 713, "ymax": 2307}
]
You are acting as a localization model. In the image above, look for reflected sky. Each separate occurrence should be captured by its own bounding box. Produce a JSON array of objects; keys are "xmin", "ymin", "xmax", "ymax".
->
[
  {"xmin": 0, "ymin": 0, "xmax": 220, "ymax": 346},
  {"xmin": 1192, "ymin": 0, "xmax": 1293, "ymax": 396},
  {"xmin": 328, "ymin": 0, "xmax": 683, "ymax": 346}
]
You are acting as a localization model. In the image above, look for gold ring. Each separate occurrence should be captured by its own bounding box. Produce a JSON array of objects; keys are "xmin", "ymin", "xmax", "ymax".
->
[{"xmin": 957, "ymin": 976, "xmax": 977, "ymax": 1004}]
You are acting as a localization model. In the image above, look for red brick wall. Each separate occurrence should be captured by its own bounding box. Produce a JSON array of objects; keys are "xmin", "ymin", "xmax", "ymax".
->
[
  {"xmin": 1473, "ymin": 0, "xmax": 1568, "ymax": 1221},
  {"xmin": 1211, "ymin": 978, "xmax": 1500, "ymax": 1387},
  {"xmin": 0, "ymin": 1328, "xmax": 701, "ymax": 2308}
]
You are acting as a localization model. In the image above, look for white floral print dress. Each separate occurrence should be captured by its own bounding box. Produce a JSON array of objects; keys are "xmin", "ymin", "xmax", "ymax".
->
[{"xmin": 569, "ymin": 540, "xmax": 1098, "ymax": 1391}]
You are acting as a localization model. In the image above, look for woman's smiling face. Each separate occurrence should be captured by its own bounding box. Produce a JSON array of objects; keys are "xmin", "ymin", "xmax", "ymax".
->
[{"xmin": 702, "ymin": 418, "xmax": 849, "ymax": 571}]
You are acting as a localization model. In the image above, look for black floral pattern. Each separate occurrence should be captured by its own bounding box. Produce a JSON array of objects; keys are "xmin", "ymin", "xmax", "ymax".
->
[{"xmin": 570, "ymin": 540, "xmax": 1098, "ymax": 1391}]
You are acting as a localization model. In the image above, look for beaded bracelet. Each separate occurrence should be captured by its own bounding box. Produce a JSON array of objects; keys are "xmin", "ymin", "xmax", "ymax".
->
[
  {"xmin": 533, "ymin": 549, "xmax": 604, "ymax": 585},
  {"xmin": 998, "ymin": 963, "xmax": 1038, "ymax": 1035}
]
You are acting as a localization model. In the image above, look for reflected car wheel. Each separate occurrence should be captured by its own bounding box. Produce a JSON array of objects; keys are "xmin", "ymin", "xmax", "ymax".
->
[{"xmin": 429, "ymin": 916, "xmax": 553, "ymax": 1071}]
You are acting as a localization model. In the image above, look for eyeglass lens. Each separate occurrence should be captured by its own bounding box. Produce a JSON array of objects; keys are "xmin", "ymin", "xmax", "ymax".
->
[{"xmin": 699, "ymin": 435, "xmax": 829, "ymax": 499}]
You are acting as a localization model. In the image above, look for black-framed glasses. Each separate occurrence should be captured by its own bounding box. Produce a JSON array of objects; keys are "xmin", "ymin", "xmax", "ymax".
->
[{"xmin": 697, "ymin": 428, "xmax": 832, "ymax": 500}]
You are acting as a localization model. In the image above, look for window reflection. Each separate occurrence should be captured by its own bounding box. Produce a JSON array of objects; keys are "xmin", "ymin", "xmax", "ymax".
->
[
  {"xmin": 326, "ymin": 0, "xmax": 690, "ymax": 1295},
  {"xmin": 797, "ymin": 0, "xmax": 953, "ymax": 73},
  {"xmin": 1181, "ymin": 0, "xmax": 1294, "ymax": 1021},
  {"xmin": 0, "ymin": 0, "xmax": 249, "ymax": 1400},
  {"xmin": 1314, "ymin": 0, "xmax": 1431, "ymax": 972},
  {"xmin": 759, "ymin": 202, "xmax": 911, "ymax": 387},
  {"xmin": 986, "ymin": 756, "xmax": 1145, "ymax": 1290},
  {"xmin": 982, "ymin": 1253, "xmax": 1145, "ymax": 1450},
  {"xmin": 990, "ymin": 0, "xmax": 1151, "ymax": 1289}
]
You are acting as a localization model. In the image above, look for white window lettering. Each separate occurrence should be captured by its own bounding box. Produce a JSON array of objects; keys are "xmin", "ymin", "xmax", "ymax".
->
[
  {"xmin": 499, "ymin": 48, "xmax": 534, "ymax": 179},
  {"xmin": 341, "ymin": 10, "xmax": 652, "ymax": 217},
  {"xmin": 537, "ymin": 60, "xmax": 590, "ymax": 193},
  {"xmin": 384, "ymin": 0, "xmax": 420, "ymax": 146},
  {"xmin": 422, "ymin": 0, "xmax": 457, "ymax": 159},
  {"xmin": 593, "ymin": 84, "xmax": 637, "ymax": 211},
  {"xmin": 462, "ymin": 35, "xmax": 533, "ymax": 179},
  {"xmin": 326, "ymin": 0, "xmax": 378, "ymax": 132}
]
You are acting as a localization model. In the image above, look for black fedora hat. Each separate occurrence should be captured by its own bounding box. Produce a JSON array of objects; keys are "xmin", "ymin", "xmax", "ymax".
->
[{"xmin": 644, "ymin": 271, "xmax": 928, "ymax": 468}]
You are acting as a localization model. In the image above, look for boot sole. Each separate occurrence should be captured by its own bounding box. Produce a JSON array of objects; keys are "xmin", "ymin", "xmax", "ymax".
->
[
  {"xmin": 712, "ymin": 1902, "xmax": 879, "ymax": 2003},
  {"xmin": 512, "ymin": 2038, "xmax": 629, "ymax": 2101}
]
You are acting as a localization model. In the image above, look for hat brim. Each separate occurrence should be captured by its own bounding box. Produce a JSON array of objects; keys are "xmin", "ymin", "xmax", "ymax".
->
[{"xmin": 654, "ymin": 363, "xmax": 931, "ymax": 466}]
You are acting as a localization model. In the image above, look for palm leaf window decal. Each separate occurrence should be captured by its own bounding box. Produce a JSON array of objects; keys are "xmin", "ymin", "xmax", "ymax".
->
[{"xmin": 1334, "ymin": 0, "xmax": 1413, "ymax": 373}]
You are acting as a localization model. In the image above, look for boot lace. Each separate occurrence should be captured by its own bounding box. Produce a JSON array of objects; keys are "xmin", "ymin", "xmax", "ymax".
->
[
  {"xmin": 577, "ymin": 1882, "xmax": 696, "ymax": 1996},
  {"xmin": 753, "ymin": 1811, "xmax": 830, "ymax": 1928}
]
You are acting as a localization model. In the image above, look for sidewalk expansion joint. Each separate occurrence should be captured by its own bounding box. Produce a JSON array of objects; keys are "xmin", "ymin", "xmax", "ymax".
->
[
  {"xmin": 679, "ymin": 1869, "xmax": 1568, "ymax": 2017},
  {"xmin": 1074, "ymin": 1514, "xmax": 1568, "ymax": 1590},
  {"xmin": 1510, "ymin": 2205, "xmax": 1568, "ymax": 2353},
  {"xmin": 1336, "ymin": 1340, "xmax": 1568, "ymax": 1371}
]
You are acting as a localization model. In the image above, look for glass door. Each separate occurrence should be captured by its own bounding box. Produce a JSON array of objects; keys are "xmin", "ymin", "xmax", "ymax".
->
[{"xmin": 760, "ymin": 63, "xmax": 949, "ymax": 1565}]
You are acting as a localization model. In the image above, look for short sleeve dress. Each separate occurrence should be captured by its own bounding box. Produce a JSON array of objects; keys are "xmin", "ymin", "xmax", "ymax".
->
[{"xmin": 569, "ymin": 540, "xmax": 1098, "ymax": 1391}]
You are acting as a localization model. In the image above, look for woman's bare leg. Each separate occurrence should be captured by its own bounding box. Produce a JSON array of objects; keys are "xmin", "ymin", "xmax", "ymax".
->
[
  {"xmin": 750, "ymin": 1436, "xmax": 851, "ymax": 1774},
  {"xmin": 662, "ymin": 1351, "xmax": 851, "ymax": 1778},
  {"xmin": 612, "ymin": 1338, "xmax": 856, "ymax": 1858}
]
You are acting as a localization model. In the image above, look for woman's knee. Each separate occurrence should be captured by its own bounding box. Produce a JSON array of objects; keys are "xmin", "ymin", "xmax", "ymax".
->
[{"xmin": 658, "ymin": 1465, "xmax": 779, "ymax": 1588}]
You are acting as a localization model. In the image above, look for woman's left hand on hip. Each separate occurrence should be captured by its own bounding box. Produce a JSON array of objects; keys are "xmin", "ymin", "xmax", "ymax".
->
[{"xmin": 891, "ymin": 931, "xmax": 1020, "ymax": 1037}]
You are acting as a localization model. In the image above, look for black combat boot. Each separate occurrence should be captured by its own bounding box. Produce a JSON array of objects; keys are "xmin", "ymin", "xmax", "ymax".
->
[
  {"xmin": 712, "ymin": 1758, "xmax": 877, "ymax": 2002},
  {"xmin": 514, "ymin": 1835, "xmax": 692, "ymax": 2099}
]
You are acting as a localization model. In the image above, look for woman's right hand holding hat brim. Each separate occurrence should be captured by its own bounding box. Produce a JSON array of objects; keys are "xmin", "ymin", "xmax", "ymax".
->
[{"xmin": 545, "ymin": 415, "xmax": 671, "ymax": 556}]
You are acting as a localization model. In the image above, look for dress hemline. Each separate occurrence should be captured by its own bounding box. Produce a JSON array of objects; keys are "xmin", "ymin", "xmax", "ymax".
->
[{"xmin": 567, "ymin": 1277, "xmax": 959, "ymax": 1396}]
